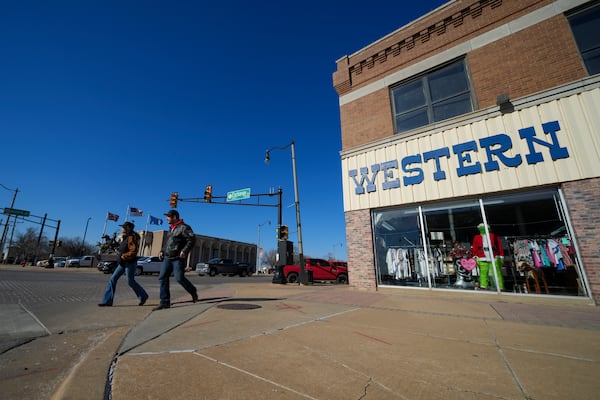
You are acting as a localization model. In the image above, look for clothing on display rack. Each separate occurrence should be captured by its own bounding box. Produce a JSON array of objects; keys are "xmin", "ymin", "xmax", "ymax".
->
[
  {"xmin": 384, "ymin": 246, "xmax": 442, "ymax": 281},
  {"xmin": 509, "ymin": 236, "xmax": 574, "ymax": 271},
  {"xmin": 385, "ymin": 247, "xmax": 412, "ymax": 280}
]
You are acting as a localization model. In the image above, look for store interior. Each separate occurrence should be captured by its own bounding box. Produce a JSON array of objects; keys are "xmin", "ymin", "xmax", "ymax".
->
[{"xmin": 373, "ymin": 189, "xmax": 586, "ymax": 296}]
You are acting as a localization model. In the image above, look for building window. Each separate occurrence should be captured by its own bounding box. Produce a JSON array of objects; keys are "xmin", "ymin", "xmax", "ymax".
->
[
  {"xmin": 391, "ymin": 59, "xmax": 474, "ymax": 134},
  {"xmin": 568, "ymin": 1, "xmax": 600, "ymax": 76},
  {"xmin": 372, "ymin": 189, "xmax": 586, "ymax": 297}
]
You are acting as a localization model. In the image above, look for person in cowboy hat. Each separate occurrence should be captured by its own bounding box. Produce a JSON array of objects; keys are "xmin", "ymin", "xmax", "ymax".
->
[{"xmin": 98, "ymin": 221, "xmax": 148, "ymax": 306}]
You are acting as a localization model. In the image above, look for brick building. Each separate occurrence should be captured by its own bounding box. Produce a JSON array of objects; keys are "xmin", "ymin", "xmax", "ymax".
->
[{"xmin": 333, "ymin": 0, "xmax": 600, "ymax": 303}]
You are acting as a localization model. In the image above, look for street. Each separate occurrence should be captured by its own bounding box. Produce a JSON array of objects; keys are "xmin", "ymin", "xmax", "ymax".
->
[{"xmin": 0, "ymin": 265, "xmax": 271, "ymax": 400}]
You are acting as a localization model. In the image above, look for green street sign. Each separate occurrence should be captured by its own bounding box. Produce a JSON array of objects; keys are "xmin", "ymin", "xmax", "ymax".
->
[
  {"xmin": 4, "ymin": 207, "xmax": 30, "ymax": 217},
  {"xmin": 226, "ymin": 188, "xmax": 251, "ymax": 202}
]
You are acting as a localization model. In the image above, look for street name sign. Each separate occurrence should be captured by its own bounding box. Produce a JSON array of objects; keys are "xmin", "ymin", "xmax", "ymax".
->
[
  {"xmin": 227, "ymin": 188, "xmax": 251, "ymax": 201},
  {"xmin": 3, "ymin": 207, "xmax": 30, "ymax": 217}
]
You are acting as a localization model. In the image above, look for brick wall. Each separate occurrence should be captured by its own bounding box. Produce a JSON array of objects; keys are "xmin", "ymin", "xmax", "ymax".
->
[
  {"xmin": 562, "ymin": 178, "xmax": 600, "ymax": 305},
  {"xmin": 335, "ymin": 0, "xmax": 588, "ymax": 150},
  {"xmin": 340, "ymin": 88, "xmax": 394, "ymax": 149},
  {"xmin": 469, "ymin": 15, "xmax": 587, "ymax": 109},
  {"xmin": 345, "ymin": 209, "xmax": 377, "ymax": 290}
]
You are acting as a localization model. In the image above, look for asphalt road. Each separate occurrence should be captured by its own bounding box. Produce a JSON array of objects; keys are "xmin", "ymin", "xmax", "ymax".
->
[{"xmin": 0, "ymin": 265, "xmax": 272, "ymax": 399}]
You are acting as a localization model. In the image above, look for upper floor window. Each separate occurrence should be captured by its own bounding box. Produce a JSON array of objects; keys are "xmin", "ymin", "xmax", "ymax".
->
[
  {"xmin": 568, "ymin": 2, "xmax": 600, "ymax": 76},
  {"xmin": 391, "ymin": 59, "xmax": 474, "ymax": 134}
]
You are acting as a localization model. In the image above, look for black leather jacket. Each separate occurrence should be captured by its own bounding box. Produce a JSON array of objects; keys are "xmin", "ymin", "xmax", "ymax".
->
[{"xmin": 163, "ymin": 222, "xmax": 195, "ymax": 258}]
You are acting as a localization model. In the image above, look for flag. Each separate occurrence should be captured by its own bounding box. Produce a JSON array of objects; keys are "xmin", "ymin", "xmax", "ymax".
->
[
  {"xmin": 129, "ymin": 207, "xmax": 144, "ymax": 217},
  {"xmin": 107, "ymin": 212, "xmax": 119, "ymax": 222},
  {"xmin": 149, "ymin": 215, "xmax": 163, "ymax": 225}
]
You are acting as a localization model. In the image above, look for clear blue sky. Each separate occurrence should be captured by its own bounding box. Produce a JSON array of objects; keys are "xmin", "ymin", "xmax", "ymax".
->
[{"xmin": 1, "ymin": 0, "xmax": 446, "ymax": 261}]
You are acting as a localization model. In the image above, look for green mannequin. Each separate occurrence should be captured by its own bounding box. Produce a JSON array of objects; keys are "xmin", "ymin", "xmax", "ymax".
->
[{"xmin": 471, "ymin": 223, "xmax": 504, "ymax": 290}]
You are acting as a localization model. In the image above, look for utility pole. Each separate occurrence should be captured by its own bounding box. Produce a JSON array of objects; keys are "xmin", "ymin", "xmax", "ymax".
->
[{"xmin": 0, "ymin": 186, "xmax": 18, "ymax": 262}]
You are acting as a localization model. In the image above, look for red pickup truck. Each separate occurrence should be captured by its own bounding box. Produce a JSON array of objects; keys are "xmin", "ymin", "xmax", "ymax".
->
[{"xmin": 283, "ymin": 258, "xmax": 349, "ymax": 284}]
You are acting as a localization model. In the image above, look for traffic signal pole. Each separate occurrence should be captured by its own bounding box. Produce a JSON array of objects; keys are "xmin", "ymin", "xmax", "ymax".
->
[
  {"xmin": 175, "ymin": 187, "xmax": 286, "ymax": 276},
  {"xmin": 32, "ymin": 213, "xmax": 47, "ymax": 265}
]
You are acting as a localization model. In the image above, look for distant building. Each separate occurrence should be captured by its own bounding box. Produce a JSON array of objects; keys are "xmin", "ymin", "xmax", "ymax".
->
[
  {"xmin": 140, "ymin": 230, "xmax": 256, "ymax": 266},
  {"xmin": 333, "ymin": 0, "xmax": 600, "ymax": 303}
]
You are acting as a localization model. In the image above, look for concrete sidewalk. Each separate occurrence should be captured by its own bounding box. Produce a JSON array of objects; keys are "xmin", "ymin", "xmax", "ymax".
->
[{"xmin": 59, "ymin": 283, "xmax": 600, "ymax": 400}]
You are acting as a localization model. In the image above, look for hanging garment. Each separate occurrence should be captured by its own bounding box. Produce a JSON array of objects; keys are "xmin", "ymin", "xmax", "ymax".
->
[
  {"xmin": 545, "ymin": 240, "xmax": 557, "ymax": 265},
  {"xmin": 414, "ymin": 249, "xmax": 427, "ymax": 279},
  {"xmin": 385, "ymin": 248, "xmax": 395, "ymax": 277},
  {"xmin": 547, "ymin": 239, "xmax": 563, "ymax": 270},
  {"xmin": 513, "ymin": 239, "xmax": 533, "ymax": 269},
  {"xmin": 529, "ymin": 241, "xmax": 543, "ymax": 268},
  {"xmin": 557, "ymin": 242, "xmax": 574, "ymax": 267},
  {"xmin": 399, "ymin": 249, "xmax": 411, "ymax": 279},
  {"xmin": 539, "ymin": 240, "xmax": 551, "ymax": 267}
]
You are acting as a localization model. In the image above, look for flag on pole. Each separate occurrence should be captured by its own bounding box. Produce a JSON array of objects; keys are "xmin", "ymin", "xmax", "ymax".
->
[
  {"xmin": 107, "ymin": 212, "xmax": 119, "ymax": 222},
  {"xmin": 149, "ymin": 215, "xmax": 163, "ymax": 225},
  {"xmin": 129, "ymin": 207, "xmax": 144, "ymax": 217}
]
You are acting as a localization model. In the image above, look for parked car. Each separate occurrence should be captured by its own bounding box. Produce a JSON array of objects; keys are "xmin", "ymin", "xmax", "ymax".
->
[
  {"xmin": 196, "ymin": 258, "xmax": 252, "ymax": 277},
  {"xmin": 54, "ymin": 257, "xmax": 67, "ymax": 268},
  {"xmin": 283, "ymin": 258, "xmax": 349, "ymax": 284},
  {"xmin": 36, "ymin": 259, "xmax": 49, "ymax": 267},
  {"xmin": 330, "ymin": 260, "xmax": 348, "ymax": 268},
  {"xmin": 65, "ymin": 257, "xmax": 80, "ymax": 268},
  {"xmin": 97, "ymin": 260, "xmax": 118, "ymax": 274},
  {"xmin": 136, "ymin": 256, "xmax": 163, "ymax": 275}
]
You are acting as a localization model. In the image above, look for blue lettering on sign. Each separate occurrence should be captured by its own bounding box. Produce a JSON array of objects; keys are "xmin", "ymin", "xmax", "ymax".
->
[
  {"xmin": 348, "ymin": 120, "xmax": 570, "ymax": 195},
  {"xmin": 423, "ymin": 148, "xmax": 450, "ymax": 181},
  {"xmin": 381, "ymin": 160, "xmax": 400, "ymax": 190},
  {"xmin": 401, "ymin": 155, "xmax": 423, "ymax": 186},
  {"xmin": 349, "ymin": 165, "xmax": 380, "ymax": 194}
]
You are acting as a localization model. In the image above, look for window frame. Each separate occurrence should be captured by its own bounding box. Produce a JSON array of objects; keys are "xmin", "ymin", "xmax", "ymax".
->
[
  {"xmin": 567, "ymin": 1, "xmax": 600, "ymax": 76},
  {"xmin": 390, "ymin": 58, "xmax": 475, "ymax": 135}
]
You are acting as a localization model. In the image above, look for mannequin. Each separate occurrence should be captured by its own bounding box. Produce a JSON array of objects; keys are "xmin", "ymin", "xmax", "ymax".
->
[{"xmin": 471, "ymin": 223, "xmax": 504, "ymax": 290}]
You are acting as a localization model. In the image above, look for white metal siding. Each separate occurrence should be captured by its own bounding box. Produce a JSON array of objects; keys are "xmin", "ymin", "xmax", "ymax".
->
[{"xmin": 342, "ymin": 87, "xmax": 600, "ymax": 212}]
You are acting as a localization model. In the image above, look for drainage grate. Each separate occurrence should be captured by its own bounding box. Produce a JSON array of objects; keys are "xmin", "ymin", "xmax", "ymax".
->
[{"xmin": 217, "ymin": 303, "xmax": 262, "ymax": 310}]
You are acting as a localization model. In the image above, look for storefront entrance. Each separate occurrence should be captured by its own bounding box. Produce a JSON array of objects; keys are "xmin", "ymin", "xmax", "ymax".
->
[{"xmin": 373, "ymin": 189, "xmax": 587, "ymax": 297}]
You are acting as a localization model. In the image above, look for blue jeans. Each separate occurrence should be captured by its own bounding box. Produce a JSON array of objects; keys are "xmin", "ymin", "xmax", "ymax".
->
[
  {"xmin": 101, "ymin": 260, "xmax": 148, "ymax": 305},
  {"xmin": 158, "ymin": 257, "xmax": 197, "ymax": 306}
]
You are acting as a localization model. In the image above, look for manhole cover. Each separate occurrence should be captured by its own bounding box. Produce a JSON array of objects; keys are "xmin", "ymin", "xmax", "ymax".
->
[{"xmin": 217, "ymin": 303, "xmax": 262, "ymax": 310}]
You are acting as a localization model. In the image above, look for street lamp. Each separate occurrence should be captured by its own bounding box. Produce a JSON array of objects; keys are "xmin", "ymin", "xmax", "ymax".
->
[
  {"xmin": 257, "ymin": 220, "xmax": 271, "ymax": 272},
  {"xmin": 264, "ymin": 140, "xmax": 306, "ymax": 284},
  {"xmin": 81, "ymin": 217, "xmax": 91, "ymax": 256}
]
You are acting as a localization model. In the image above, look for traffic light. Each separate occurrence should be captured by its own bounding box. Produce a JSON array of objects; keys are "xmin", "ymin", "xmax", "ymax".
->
[
  {"xmin": 57, "ymin": 240, "xmax": 62, "ymax": 247},
  {"xmin": 49, "ymin": 240, "xmax": 55, "ymax": 247},
  {"xmin": 169, "ymin": 192, "xmax": 178, "ymax": 208},
  {"xmin": 204, "ymin": 185, "xmax": 213, "ymax": 203},
  {"xmin": 279, "ymin": 225, "xmax": 289, "ymax": 240}
]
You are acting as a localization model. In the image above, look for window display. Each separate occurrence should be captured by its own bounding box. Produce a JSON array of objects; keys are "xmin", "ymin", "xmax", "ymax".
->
[{"xmin": 373, "ymin": 189, "xmax": 586, "ymax": 297}]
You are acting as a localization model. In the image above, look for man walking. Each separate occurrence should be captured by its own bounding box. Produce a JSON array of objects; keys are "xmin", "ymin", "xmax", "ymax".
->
[{"xmin": 153, "ymin": 209, "xmax": 198, "ymax": 310}]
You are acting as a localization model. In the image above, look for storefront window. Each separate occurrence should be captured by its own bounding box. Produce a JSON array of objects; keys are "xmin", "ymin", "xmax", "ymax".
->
[{"xmin": 373, "ymin": 189, "xmax": 587, "ymax": 297}]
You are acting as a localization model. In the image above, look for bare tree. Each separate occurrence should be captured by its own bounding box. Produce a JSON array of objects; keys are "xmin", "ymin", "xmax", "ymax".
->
[
  {"xmin": 13, "ymin": 227, "xmax": 46, "ymax": 263},
  {"xmin": 57, "ymin": 237, "xmax": 95, "ymax": 258},
  {"xmin": 263, "ymin": 249, "xmax": 278, "ymax": 270}
]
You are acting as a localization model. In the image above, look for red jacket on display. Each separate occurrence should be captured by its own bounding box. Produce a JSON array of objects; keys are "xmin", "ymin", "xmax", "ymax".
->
[{"xmin": 471, "ymin": 233, "xmax": 504, "ymax": 261}]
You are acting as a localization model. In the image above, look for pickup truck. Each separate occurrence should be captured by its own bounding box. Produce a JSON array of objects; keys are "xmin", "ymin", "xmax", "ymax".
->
[
  {"xmin": 283, "ymin": 258, "xmax": 349, "ymax": 284},
  {"xmin": 195, "ymin": 258, "xmax": 252, "ymax": 277}
]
